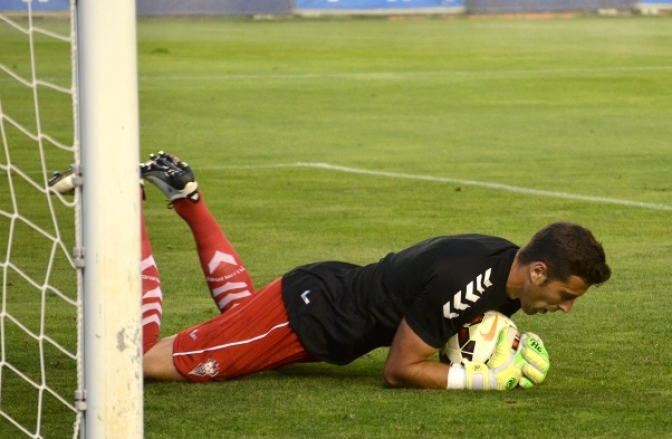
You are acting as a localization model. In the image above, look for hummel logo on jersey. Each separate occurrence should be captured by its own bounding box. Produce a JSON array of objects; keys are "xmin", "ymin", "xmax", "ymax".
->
[
  {"xmin": 442, "ymin": 268, "xmax": 493, "ymax": 319},
  {"xmin": 301, "ymin": 290, "xmax": 312, "ymax": 304}
]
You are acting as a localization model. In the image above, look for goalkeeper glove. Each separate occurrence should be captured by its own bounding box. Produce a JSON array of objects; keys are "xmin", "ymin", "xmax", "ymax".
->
[
  {"xmin": 447, "ymin": 329, "xmax": 526, "ymax": 391},
  {"xmin": 518, "ymin": 332, "xmax": 550, "ymax": 389}
]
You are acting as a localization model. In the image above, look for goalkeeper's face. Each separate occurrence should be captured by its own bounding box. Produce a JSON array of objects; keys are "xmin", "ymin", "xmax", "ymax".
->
[{"xmin": 520, "ymin": 272, "xmax": 589, "ymax": 315}]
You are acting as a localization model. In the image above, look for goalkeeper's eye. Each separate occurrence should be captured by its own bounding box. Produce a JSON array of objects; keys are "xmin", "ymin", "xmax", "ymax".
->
[{"xmin": 560, "ymin": 291, "xmax": 578, "ymax": 302}]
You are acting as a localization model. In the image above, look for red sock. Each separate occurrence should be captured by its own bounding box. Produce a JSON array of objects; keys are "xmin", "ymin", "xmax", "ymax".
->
[
  {"xmin": 172, "ymin": 191, "xmax": 255, "ymax": 313},
  {"xmin": 141, "ymin": 194, "xmax": 163, "ymax": 354}
]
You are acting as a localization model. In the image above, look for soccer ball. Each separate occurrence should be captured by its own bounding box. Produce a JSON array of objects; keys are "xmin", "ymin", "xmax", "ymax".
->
[{"xmin": 440, "ymin": 310, "xmax": 520, "ymax": 365}]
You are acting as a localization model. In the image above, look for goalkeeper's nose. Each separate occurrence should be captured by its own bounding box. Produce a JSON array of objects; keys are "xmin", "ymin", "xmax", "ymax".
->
[{"xmin": 557, "ymin": 299, "xmax": 576, "ymax": 313}]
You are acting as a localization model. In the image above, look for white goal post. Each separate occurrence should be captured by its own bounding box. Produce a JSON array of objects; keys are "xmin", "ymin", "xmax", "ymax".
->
[
  {"xmin": 77, "ymin": 0, "xmax": 143, "ymax": 438},
  {"xmin": 0, "ymin": 0, "xmax": 143, "ymax": 437}
]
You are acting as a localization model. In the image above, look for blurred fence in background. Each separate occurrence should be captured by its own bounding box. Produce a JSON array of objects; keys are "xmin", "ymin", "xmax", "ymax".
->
[
  {"xmin": 136, "ymin": 0, "xmax": 293, "ymax": 16},
  {"xmin": 465, "ymin": 0, "xmax": 637, "ymax": 13}
]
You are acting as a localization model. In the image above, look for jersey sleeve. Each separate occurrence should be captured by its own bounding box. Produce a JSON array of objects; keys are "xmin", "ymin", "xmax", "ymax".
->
[
  {"xmin": 403, "ymin": 253, "xmax": 515, "ymax": 349},
  {"xmin": 403, "ymin": 272, "xmax": 474, "ymax": 349}
]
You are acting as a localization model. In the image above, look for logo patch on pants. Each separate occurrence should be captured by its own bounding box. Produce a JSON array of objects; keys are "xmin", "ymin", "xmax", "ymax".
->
[{"xmin": 190, "ymin": 358, "xmax": 219, "ymax": 377}]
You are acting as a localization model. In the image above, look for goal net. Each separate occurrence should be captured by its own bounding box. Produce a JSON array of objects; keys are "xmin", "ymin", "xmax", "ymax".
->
[{"xmin": 1, "ymin": 1, "xmax": 142, "ymax": 438}]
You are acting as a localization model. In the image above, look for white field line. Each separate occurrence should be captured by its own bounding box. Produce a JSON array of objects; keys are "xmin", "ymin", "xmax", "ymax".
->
[
  {"xmin": 138, "ymin": 66, "xmax": 672, "ymax": 82},
  {"xmin": 204, "ymin": 162, "xmax": 672, "ymax": 212}
]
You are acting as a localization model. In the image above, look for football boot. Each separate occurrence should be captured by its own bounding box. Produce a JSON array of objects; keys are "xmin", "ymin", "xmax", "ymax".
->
[
  {"xmin": 48, "ymin": 168, "xmax": 77, "ymax": 195},
  {"xmin": 140, "ymin": 151, "xmax": 199, "ymax": 202}
]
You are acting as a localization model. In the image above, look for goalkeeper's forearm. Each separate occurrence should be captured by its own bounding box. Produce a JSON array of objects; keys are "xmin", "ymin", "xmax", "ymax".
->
[{"xmin": 384, "ymin": 358, "xmax": 459, "ymax": 389}]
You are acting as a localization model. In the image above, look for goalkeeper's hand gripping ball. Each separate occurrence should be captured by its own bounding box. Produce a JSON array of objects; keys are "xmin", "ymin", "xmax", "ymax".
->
[
  {"xmin": 447, "ymin": 328, "xmax": 526, "ymax": 391},
  {"xmin": 518, "ymin": 332, "xmax": 550, "ymax": 389}
]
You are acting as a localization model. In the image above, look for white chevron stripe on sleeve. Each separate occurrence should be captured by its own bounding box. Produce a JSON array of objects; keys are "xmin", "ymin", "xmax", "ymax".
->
[
  {"xmin": 483, "ymin": 268, "xmax": 493, "ymax": 288},
  {"xmin": 464, "ymin": 281, "xmax": 479, "ymax": 302}
]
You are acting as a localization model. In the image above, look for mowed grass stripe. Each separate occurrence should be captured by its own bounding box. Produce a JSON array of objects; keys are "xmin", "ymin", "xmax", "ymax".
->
[{"xmin": 139, "ymin": 65, "xmax": 672, "ymax": 82}]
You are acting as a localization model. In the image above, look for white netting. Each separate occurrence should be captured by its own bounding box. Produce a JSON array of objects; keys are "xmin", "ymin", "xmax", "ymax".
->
[{"xmin": 0, "ymin": 1, "xmax": 82, "ymax": 438}]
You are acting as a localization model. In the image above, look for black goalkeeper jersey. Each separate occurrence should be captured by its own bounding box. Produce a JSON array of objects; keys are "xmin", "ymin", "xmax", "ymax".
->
[{"xmin": 281, "ymin": 234, "xmax": 521, "ymax": 365}]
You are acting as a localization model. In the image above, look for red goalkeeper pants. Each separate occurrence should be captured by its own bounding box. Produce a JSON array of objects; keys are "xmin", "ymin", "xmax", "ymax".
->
[{"xmin": 172, "ymin": 278, "xmax": 316, "ymax": 382}]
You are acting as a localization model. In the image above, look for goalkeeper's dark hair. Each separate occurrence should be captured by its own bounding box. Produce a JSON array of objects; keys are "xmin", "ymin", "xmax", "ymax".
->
[{"xmin": 518, "ymin": 222, "xmax": 611, "ymax": 287}]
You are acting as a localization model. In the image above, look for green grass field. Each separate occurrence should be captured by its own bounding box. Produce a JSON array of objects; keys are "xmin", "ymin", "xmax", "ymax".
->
[{"xmin": 2, "ymin": 14, "xmax": 672, "ymax": 439}]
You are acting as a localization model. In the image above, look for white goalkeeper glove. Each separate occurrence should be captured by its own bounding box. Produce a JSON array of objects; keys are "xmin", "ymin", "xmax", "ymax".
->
[
  {"xmin": 518, "ymin": 332, "xmax": 550, "ymax": 389},
  {"xmin": 447, "ymin": 329, "xmax": 526, "ymax": 391}
]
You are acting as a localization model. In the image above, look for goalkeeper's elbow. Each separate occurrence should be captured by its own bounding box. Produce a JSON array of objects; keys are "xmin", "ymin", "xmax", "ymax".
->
[{"xmin": 382, "ymin": 363, "xmax": 407, "ymax": 388}]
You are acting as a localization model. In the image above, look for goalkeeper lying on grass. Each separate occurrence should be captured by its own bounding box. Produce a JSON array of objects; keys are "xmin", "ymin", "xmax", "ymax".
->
[{"xmin": 51, "ymin": 152, "xmax": 611, "ymax": 390}]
